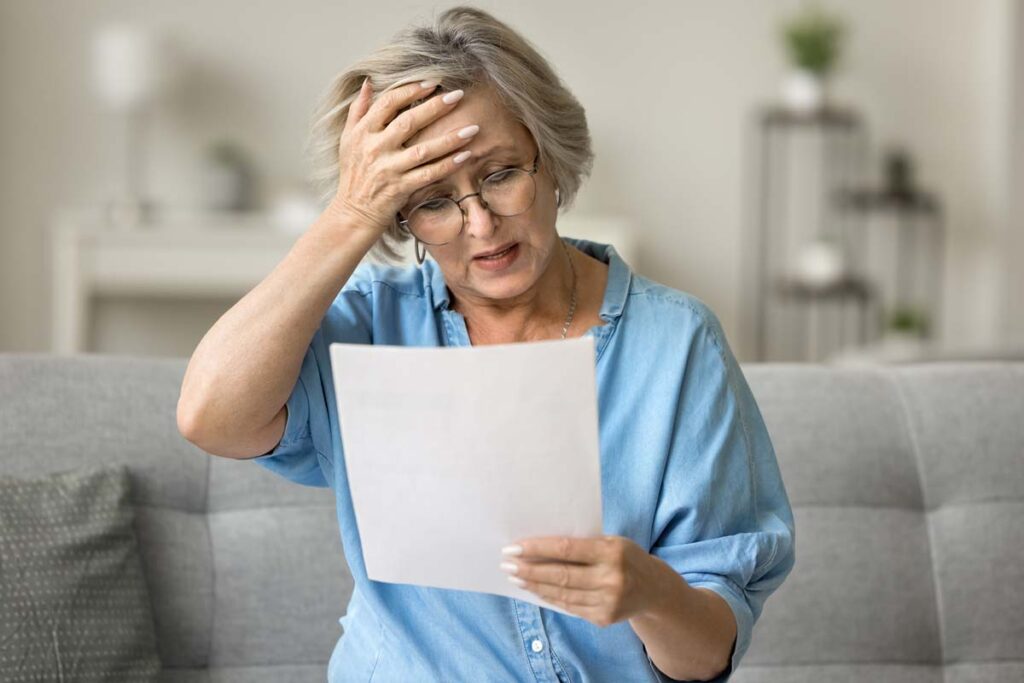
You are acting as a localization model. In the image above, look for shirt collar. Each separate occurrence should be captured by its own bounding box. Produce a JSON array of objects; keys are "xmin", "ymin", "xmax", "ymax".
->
[{"xmin": 428, "ymin": 236, "xmax": 632, "ymax": 322}]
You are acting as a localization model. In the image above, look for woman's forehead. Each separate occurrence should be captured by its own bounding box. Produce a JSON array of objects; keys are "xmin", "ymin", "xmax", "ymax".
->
[{"xmin": 405, "ymin": 85, "xmax": 530, "ymax": 151}]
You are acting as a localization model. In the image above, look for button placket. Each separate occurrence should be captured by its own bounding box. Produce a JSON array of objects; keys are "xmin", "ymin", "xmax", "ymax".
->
[{"xmin": 512, "ymin": 599, "xmax": 559, "ymax": 682}]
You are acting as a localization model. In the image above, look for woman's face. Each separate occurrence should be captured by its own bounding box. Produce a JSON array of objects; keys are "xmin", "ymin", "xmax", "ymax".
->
[{"xmin": 401, "ymin": 85, "xmax": 561, "ymax": 306}]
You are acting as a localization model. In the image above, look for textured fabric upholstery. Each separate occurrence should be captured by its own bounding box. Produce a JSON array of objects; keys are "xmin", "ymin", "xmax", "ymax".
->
[
  {"xmin": 735, "ymin": 363, "xmax": 1024, "ymax": 683},
  {"xmin": 0, "ymin": 354, "xmax": 1020, "ymax": 682},
  {"xmin": 0, "ymin": 464, "xmax": 161, "ymax": 680}
]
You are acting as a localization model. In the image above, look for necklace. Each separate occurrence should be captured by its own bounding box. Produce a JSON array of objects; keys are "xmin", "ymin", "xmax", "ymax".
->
[{"xmin": 560, "ymin": 239, "xmax": 578, "ymax": 340}]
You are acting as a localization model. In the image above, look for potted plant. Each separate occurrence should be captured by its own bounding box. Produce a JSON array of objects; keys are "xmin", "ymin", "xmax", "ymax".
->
[{"xmin": 779, "ymin": 1, "xmax": 845, "ymax": 113}]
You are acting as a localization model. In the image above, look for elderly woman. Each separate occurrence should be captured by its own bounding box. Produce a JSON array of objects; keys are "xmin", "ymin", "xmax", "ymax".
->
[{"xmin": 178, "ymin": 6, "xmax": 794, "ymax": 683}]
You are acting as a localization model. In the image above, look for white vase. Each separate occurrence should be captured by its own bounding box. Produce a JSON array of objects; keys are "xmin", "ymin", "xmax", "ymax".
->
[
  {"xmin": 781, "ymin": 69, "xmax": 824, "ymax": 114},
  {"xmin": 202, "ymin": 161, "xmax": 246, "ymax": 211},
  {"xmin": 795, "ymin": 239, "xmax": 844, "ymax": 288}
]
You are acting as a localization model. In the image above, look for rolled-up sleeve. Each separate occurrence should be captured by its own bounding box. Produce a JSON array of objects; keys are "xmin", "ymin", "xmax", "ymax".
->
[
  {"xmin": 647, "ymin": 307, "xmax": 795, "ymax": 682},
  {"xmin": 248, "ymin": 345, "xmax": 329, "ymax": 487}
]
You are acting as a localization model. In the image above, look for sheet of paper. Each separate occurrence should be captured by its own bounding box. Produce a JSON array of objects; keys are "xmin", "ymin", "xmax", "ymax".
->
[{"xmin": 329, "ymin": 337, "xmax": 603, "ymax": 616}]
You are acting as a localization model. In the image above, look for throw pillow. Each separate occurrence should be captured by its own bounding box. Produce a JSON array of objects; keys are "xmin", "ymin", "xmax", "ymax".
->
[{"xmin": 0, "ymin": 463, "xmax": 160, "ymax": 681}]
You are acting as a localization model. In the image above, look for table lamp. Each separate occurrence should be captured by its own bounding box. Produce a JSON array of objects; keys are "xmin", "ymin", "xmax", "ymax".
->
[{"xmin": 90, "ymin": 23, "xmax": 172, "ymax": 229}]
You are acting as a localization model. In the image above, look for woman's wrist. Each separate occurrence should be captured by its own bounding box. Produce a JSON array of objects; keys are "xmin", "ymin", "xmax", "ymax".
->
[
  {"xmin": 307, "ymin": 201, "xmax": 389, "ymax": 263},
  {"xmin": 628, "ymin": 556, "xmax": 734, "ymax": 681},
  {"xmin": 629, "ymin": 554, "xmax": 693, "ymax": 625},
  {"xmin": 322, "ymin": 195, "xmax": 391, "ymax": 240}
]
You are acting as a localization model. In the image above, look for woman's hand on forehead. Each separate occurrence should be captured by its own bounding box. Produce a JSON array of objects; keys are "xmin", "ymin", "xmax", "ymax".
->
[{"xmin": 328, "ymin": 78, "xmax": 479, "ymax": 234}]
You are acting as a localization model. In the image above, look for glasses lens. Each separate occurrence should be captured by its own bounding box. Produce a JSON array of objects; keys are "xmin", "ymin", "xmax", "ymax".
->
[
  {"xmin": 405, "ymin": 167, "xmax": 537, "ymax": 243},
  {"xmin": 407, "ymin": 199, "xmax": 462, "ymax": 245},
  {"xmin": 481, "ymin": 169, "xmax": 535, "ymax": 216}
]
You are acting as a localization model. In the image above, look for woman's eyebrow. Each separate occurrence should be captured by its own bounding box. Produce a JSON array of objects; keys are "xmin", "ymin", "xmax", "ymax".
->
[{"xmin": 415, "ymin": 145, "xmax": 523, "ymax": 194}]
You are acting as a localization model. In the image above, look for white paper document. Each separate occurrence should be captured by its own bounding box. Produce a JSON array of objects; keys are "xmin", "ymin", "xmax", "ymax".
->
[{"xmin": 329, "ymin": 337, "xmax": 604, "ymax": 615}]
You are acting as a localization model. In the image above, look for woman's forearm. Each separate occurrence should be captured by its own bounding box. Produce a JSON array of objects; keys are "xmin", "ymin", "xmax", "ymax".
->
[
  {"xmin": 177, "ymin": 209, "xmax": 379, "ymax": 457},
  {"xmin": 628, "ymin": 557, "xmax": 737, "ymax": 681}
]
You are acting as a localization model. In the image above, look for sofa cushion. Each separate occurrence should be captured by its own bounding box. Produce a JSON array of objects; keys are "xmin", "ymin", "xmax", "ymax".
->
[{"xmin": 0, "ymin": 463, "xmax": 161, "ymax": 680}]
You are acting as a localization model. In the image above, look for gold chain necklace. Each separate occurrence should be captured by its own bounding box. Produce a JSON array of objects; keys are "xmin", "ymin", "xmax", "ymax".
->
[{"xmin": 560, "ymin": 239, "xmax": 578, "ymax": 340}]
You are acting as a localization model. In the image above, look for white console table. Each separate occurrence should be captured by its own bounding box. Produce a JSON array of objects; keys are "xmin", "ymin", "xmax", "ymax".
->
[
  {"xmin": 49, "ymin": 208, "xmax": 636, "ymax": 355},
  {"xmin": 49, "ymin": 210, "xmax": 310, "ymax": 355}
]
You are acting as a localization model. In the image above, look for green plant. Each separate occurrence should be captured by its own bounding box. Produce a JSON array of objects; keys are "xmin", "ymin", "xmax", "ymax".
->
[
  {"xmin": 887, "ymin": 305, "xmax": 930, "ymax": 337},
  {"xmin": 206, "ymin": 139, "xmax": 247, "ymax": 166},
  {"xmin": 781, "ymin": 2, "xmax": 845, "ymax": 75}
]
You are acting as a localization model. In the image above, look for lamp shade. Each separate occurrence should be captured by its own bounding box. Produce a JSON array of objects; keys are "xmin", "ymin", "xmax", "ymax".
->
[{"xmin": 91, "ymin": 23, "xmax": 169, "ymax": 110}]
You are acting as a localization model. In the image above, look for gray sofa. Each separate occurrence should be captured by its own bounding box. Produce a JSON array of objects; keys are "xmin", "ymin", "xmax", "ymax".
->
[{"xmin": 1, "ymin": 353, "xmax": 1021, "ymax": 682}]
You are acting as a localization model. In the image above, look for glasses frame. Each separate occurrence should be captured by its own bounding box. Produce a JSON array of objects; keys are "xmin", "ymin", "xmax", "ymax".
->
[{"xmin": 398, "ymin": 155, "xmax": 540, "ymax": 247}]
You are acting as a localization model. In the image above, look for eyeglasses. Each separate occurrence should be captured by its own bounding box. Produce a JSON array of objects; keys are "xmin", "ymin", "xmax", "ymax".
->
[{"xmin": 398, "ymin": 156, "xmax": 539, "ymax": 246}]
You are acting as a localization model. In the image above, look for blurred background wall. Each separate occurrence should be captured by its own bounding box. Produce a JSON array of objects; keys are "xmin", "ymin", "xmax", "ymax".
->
[
  {"xmin": 1008, "ymin": 0, "xmax": 1024, "ymax": 344},
  {"xmin": 0, "ymin": 0, "xmax": 1020, "ymax": 362}
]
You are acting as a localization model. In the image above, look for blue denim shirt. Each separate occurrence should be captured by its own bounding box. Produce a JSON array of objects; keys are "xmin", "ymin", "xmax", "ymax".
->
[{"xmin": 251, "ymin": 237, "xmax": 795, "ymax": 682}]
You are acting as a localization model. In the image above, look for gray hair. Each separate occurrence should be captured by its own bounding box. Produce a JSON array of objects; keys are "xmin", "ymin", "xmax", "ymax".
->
[{"xmin": 304, "ymin": 5, "xmax": 594, "ymax": 262}]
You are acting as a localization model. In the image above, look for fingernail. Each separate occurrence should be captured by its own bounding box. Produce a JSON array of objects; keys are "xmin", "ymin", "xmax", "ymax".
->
[
  {"xmin": 442, "ymin": 89, "xmax": 465, "ymax": 105},
  {"xmin": 457, "ymin": 125, "xmax": 479, "ymax": 139},
  {"xmin": 420, "ymin": 80, "xmax": 438, "ymax": 89},
  {"xmin": 453, "ymin": 150, "xmax": 472, "ymax": 164},
  {"xmin": 499, "ymin": 561, "xmax": 518, "ymax": 575},
  {"xmin": 508, "ymin": 575, "xmax": 527, "ymax": 587},
  {"xmin": 501, "ymin": 544, "xmax": 523, "ymax": 556}
]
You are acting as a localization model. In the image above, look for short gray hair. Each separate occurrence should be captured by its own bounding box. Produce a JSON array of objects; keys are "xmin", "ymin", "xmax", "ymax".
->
[{"xmin": 305, "ymin": 5, "xmax": 594, "ymax": 262}]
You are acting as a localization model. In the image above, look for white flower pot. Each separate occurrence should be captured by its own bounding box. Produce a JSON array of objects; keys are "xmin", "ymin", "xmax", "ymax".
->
[
  {"xmin": 781, "ymin": 69, "xmax": 824, "ymax": 114},
  {"xmin": 202, "ymin": 162, "xmax": 246, "ymax": 211},
  {"xmin": 795, "ymin": 239, "xmax": 844, "ymax": 288}
]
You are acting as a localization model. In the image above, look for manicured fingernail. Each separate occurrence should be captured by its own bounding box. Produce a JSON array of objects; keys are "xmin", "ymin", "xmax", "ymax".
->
[
  {"xmin": 499, "ymin": 561, "xmax": 518, "ymax": 575},
  {"xmin": 501, "ymin": 544, "xmax": 523, "ymax": 556},
  {"xmin": 442, "ymin": 89, "xmax": 465, "ymax": 104},
  {"xmin": 508, "ymin": 575, "xmax": 527, "ymax": 587},
  {"xmin": 457, "ymin": 124, "xmax": 480, "ymax": 139},
  {"xmin": 453, "ymin": 150, "xmax": 472, "ymax": 164},
  {"xmin": 420, "ymin": 80, "xmax": 438, "ymax": 89}
]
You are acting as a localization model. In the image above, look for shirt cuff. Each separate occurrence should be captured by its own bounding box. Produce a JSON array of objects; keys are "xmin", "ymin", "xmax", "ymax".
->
[
  {"xmin": 245, "ymin": 375, "xmax": 329, "ymax": 488},
  {"xmin": 251, "ymin": 376, "xmax": 310, "ymax": 459}
]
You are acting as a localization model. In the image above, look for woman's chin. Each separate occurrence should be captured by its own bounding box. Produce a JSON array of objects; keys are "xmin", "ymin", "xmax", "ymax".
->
[{"xmin": 471, "ymin": 275, "xmax": 531, "ymax": 301}]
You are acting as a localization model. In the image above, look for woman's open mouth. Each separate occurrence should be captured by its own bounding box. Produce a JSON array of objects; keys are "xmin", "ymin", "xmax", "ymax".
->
[{"xmin": 472, "ymin": 243, "xmax": 520, "ymax": 270}]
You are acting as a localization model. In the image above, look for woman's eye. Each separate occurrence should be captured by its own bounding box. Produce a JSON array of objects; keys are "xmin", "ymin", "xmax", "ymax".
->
[
  {"xmin": 487, "ymin": 169, "xmax": 516, "ymax": 184},
  {"xmin": 418, "ymin": 198, "xmax": 449, "ymax": 212}
]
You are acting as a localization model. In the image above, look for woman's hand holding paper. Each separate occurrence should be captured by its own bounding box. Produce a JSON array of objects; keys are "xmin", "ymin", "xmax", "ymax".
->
[{"xmin": 499, "ymin": 535, "xmax": 668, "ymax": 628}]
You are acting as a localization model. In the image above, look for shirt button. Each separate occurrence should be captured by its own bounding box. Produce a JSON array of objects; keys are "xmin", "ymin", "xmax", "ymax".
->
[{"xmin": 531, "ymin": 638, "xmax": 544, "ymax": 653}]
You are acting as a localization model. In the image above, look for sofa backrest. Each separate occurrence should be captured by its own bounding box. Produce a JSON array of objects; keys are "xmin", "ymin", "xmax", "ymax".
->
[
  {"xmin": 0, "ymin": 353, "xmax": 351, "ymax": 681},
  {"xmin": 1, "ymin": 355, "xmax": 1021, "ymax": 682},
  {"xmin": 740, "ymin": 362, "xmax": 1024, "ymax": 683}
]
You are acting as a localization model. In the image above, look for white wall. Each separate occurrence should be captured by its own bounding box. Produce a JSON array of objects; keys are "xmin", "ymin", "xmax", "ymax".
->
[
  {"xmin": 1006, "ymin": 0, "xmax": 1024, "ymax": 343},
  {"xmin": 0, "ymin": 0, "xmax": 1017, "ymax": 360}
]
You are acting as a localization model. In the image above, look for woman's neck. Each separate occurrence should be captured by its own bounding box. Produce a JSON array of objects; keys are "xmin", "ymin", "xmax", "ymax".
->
[{"xmin": 452, "ymin": 239, "xmax": 578, "ymax": 345}]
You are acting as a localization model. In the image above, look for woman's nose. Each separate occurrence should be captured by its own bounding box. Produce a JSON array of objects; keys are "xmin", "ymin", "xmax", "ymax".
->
[{"xmin": 462, "ymin": 196, "xmax": 497, "ymax": 239}]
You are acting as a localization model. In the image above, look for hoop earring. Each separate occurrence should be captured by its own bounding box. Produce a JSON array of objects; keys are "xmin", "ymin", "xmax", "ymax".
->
[
  {"xmin": 414, "ymin": 238, "xmax": 426, "ymax": 265},
  {"xmin": 555, "ymin": 188, "xmax": 562, "ymax": 208}
]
